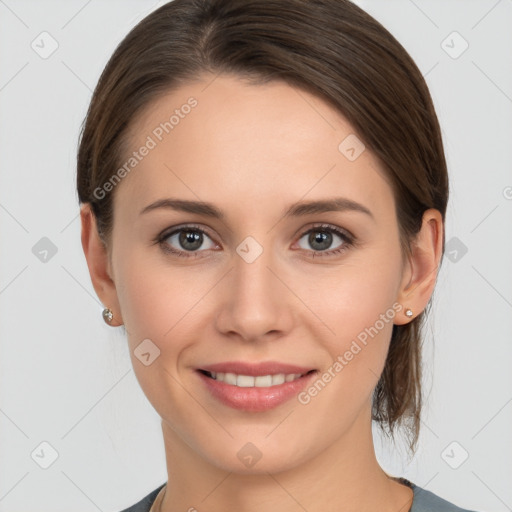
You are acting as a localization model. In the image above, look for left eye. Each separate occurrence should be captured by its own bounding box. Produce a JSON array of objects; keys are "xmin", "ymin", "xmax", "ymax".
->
[{"xmin": 296, "ymin": 225, "xmax": 351, "ymax": 254}]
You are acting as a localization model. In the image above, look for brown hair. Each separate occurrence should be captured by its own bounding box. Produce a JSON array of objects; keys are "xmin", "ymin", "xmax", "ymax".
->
[{"xmin": 76, "ymin": 0, "xmax": 448, "ymax": 457}]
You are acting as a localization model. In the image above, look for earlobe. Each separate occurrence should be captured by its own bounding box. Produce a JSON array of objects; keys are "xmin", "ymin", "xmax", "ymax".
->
[
  {"xmin": 395, "ymin": 208, "xmax": 444, "ymax": 325},
  {"xmin": 80, "ymin": 204, "xmax": 123, "ymax": 326}
]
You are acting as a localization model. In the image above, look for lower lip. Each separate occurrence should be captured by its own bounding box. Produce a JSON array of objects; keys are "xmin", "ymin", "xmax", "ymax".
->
[{"xmin": 196, "ymin": 370, "xmax": 317, "ymax": 412}]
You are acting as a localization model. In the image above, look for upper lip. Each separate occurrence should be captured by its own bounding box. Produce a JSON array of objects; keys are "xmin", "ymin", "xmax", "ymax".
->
[{"xmin": 198, "ymin": 361, "xmax": 316, "ymax": 376}]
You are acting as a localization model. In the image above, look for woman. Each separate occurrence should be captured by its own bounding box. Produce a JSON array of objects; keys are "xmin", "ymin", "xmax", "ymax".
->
[{"xmin": 77, "ymin": 1, "xmax": 479, "ymax": 511}]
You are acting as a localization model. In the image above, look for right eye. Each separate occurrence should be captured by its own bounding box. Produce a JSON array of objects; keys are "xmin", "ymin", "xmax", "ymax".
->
[{"xmin": 157, "ymin": 224, "xmax": 219, "ymax": 258}]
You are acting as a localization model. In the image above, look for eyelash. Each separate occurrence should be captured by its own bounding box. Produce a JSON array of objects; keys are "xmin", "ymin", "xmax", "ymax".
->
[{"xmin": 154, "ymin": 223, "xmax": 355, "ymax": 259}]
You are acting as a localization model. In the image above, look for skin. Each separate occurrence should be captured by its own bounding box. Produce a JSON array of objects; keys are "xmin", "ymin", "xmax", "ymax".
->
[{"xmin": 81, "ymin": 73, "xmax": 443, "ymax": 512}]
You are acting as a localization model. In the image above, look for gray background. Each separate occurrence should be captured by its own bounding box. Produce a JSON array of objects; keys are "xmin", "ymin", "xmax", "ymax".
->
[{"xmin": 0, "ymin": 1, "xmax": 511, "ymax": 511}]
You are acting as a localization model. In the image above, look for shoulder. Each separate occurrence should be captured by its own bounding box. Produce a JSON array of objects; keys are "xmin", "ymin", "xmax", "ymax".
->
[
  {"xmin": 117, "ymin": 483, "xmax": 166, "ymax": 512},
  {"xmin": 405, "ymin": 479, "xmax": 480, "ymax": 512}
]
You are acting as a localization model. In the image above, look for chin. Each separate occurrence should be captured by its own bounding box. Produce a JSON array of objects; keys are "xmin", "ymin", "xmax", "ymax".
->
[{"xmin": 193, "ymin": 434, "xmax": 313, "ymax": 475}]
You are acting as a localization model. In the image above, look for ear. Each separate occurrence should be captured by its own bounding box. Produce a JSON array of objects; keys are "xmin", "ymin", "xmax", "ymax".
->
[
  {"xmin": 394, "ymin": 208, "xmax": 444, "ymax": 325},
  {"xmin": 80, "ymin": 203, "xmax": 123, "ymax": 326}
]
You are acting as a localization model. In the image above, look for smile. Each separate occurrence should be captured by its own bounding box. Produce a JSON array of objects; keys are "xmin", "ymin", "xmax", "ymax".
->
[{"xmin": 196, "ymin": 363, "xmax": 318, "ymax": 412}]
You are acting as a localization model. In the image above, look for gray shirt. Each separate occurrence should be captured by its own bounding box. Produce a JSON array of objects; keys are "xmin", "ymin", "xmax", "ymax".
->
[{"xmin": 118, "ymin": 478, "xmax": 479, "ymax": 512}]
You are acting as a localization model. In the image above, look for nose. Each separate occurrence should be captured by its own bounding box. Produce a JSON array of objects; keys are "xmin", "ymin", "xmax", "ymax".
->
[{"xmin": 213, "ymin": 240, "xmax": 294, "ymax": 343}]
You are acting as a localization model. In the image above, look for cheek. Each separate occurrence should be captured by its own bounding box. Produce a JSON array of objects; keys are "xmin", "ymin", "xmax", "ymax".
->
[
  {"xmin": 304, "ymin": 248, "xmax": 403, "ymax": 390},
  {"xmin": 114, "ymin": 248, "xmax": 223, "ymax": 360},
  {"xmin": 310, "ymin": 257, "xmax": 401, "ymax": 344},
  {"xmin": 113, "ymin": 254, "xmax": 210, "ymax": 424},
  {"xmin": 291, "ymin": 272, "xmax": 401, "ymax": 446}
]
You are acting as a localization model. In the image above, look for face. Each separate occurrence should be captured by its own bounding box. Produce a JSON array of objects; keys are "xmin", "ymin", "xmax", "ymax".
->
[{"xmin": 102, "ymin": 74, "xmax": 413, "ymax": 473}]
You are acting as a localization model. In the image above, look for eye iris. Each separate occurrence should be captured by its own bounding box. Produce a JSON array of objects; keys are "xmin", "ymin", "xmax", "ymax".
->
[
  {"xmin": 179, "ymin": 230, "xmax": 202, "ymax": 251},
  {"xmin": 309, "ymin": 230, "xmax": 332, "ymax": 251}
]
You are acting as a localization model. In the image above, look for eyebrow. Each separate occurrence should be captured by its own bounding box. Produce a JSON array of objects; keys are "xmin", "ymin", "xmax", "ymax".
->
[{"xmin": 139, "ymin": 197, "xmax": 374, "ymax": 220}]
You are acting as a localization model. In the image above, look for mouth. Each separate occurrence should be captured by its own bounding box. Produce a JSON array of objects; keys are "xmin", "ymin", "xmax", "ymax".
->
[{"xmin": 195, "ymin": 361, "xmax": 318, "ymax": 411}]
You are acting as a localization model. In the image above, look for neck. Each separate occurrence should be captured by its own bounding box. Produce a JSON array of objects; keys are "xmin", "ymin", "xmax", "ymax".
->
[{"xmin": 158, "ymin": 405, "xmax": 413, "ymax": 512}]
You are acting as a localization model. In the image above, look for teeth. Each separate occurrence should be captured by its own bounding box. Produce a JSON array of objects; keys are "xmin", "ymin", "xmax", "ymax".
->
[
  {"xmin": 208, "ymin": 371, "xmax": 304, "ymax": 387},
  {"xmin": 272, "ymin": 373, "xmax": 285, "ymax": 385},
  {"xmin": 237, "ymin": 374, "xmax": 256, "ymax": 387},
  {"xmin": 224, "ymin": 372, "xmax": 237, "ymax": 385}
]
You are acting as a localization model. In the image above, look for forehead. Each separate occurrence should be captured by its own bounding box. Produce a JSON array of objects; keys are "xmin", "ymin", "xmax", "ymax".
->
[{"xmin": 115, "ymin": 73, "xmax": 394, "ymax": 223}]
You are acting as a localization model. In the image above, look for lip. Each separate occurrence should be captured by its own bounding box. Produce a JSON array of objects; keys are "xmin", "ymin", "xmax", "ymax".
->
[
  {"xmin": 196, "ymin": 361, "xmax": 318, "ymax": 412},
  {"xmin": 198, "ymin": 361, "xmax": 315, "ymax": 376}
]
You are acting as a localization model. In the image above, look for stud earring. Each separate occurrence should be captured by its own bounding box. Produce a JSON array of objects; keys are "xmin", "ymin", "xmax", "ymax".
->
[
  {"xmin": 102, "ymin": 308, "xmax": 114, "ymax": 324},
  {"xmin": 405, "ymin": 308, "xmax": 413, "ymax": 318}
]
